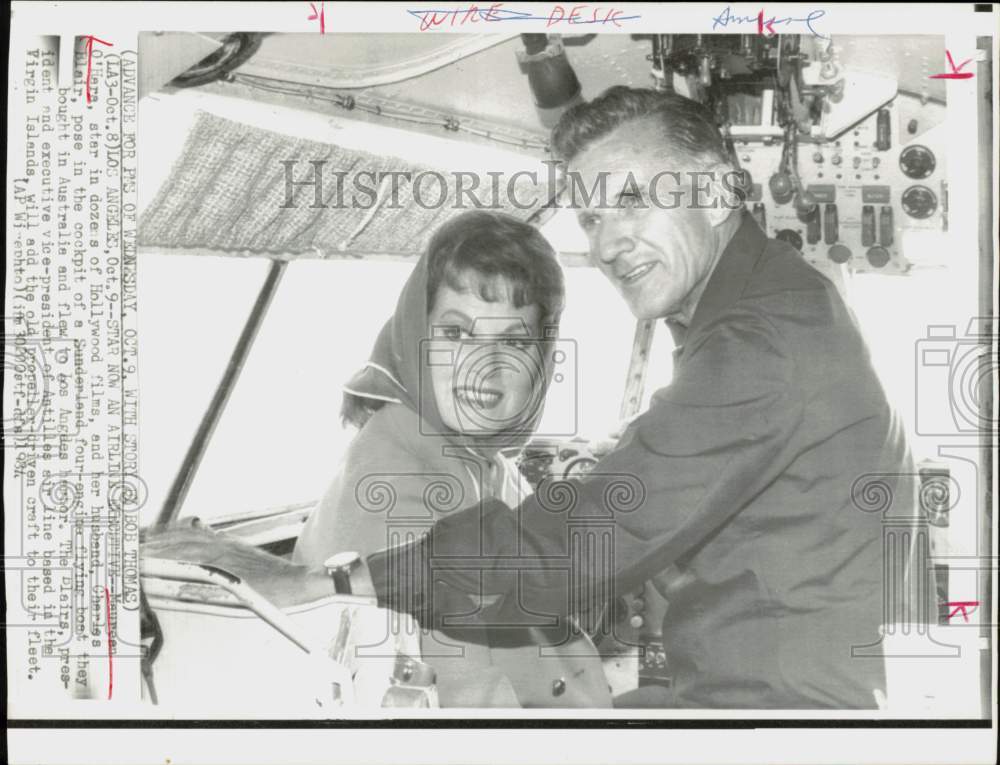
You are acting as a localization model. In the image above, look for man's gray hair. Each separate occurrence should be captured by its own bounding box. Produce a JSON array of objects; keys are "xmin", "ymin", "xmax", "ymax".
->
[{"xmin": 551, "ymin": 86, "xmax": 730, "ymax": 168}]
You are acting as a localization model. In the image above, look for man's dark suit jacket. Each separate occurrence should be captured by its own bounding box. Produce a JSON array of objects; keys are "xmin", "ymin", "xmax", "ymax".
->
[{"xmin": 370, "ymin": 212, "xmax": 919, "ymax": 709}]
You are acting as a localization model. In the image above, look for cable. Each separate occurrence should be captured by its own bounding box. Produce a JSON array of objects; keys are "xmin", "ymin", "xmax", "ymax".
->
[{"xmin": 228, "ymin": 73, "xmax": 551, "ymax": 153}]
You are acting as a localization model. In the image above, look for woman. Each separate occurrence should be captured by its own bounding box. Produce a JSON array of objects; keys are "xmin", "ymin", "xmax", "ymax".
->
[{"xmin": 294, "ymin": 210, "xmax": 610, "ymax": 708}]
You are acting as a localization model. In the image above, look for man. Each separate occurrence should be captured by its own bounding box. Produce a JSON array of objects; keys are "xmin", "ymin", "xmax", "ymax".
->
[{"xmin": 355, "ymin": 87, "xmax": 918, "ymax": 709}]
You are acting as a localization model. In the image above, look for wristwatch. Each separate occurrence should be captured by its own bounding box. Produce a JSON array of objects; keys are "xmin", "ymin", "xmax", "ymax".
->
[
  {"xmin": 324, "ymin": 551, "xmax": 377, "ymax": 599},
  {"xmin": 324, "ymin": 551, "xmax": 362, "ymax": 594}
]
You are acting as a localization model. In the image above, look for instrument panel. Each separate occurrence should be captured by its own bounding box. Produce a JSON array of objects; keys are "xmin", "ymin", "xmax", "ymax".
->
[{"xmin": 738, "ymin": 94, "xmax": 947, "ymax": 275}]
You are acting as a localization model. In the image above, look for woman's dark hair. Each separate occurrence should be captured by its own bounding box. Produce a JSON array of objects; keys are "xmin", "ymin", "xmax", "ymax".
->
[{"xmin": 342, "ymin": 211, "xmax": 565, "ymax": 429}]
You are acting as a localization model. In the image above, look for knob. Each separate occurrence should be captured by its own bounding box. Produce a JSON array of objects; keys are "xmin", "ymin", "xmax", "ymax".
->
[
  {"xmin": 812, "ymin": 151, "xmax": 824, "ymax": 164},
  {"xmin": 324, "ymin": 551, "xmax": 362, "ymax": 594},
  {"xmin": 551, "ymin": 678, "xmax": 567, "ymax": 697},
  {"xmin": 901, "ymin": 185, "xmax": 938, "ymax": 219},
  {"xmin": 820, "ymin": 61, "xmax": 839, "ymax": 80},
  {"xmin": 907, "ymin": 119, "xmax": 919, "ymax": 135},
  {"xmin": 632, "ymin": 597, "xmax": 646, "ymax": 612},
  {"xmin": 794, "ymin": 190, "xmax": 818, "ymax": 216},
  {"xmin": 866, "ymin": 246, "xmax": 891, "ymax": 268},
  {"xmin": 629, "ymin": 614, "xmax": 645, "ymax": 629},
  {"xmin": 899, "ymin": 145, "xmax": 936, "ymax": 180},
  {"xmin": 828, "ymin": 244, "xmax": 852, "ymax": 263},
  {"xmin": 768, "ymin": 172, "xmax": 794, "ymax": 204},
  {"xmin": 831, "ymin": 154, "xmax": 842, "ymax": 166},
  {"xmin": 776, "ymin": 229, "xmax": 804, "ymax": 251}
]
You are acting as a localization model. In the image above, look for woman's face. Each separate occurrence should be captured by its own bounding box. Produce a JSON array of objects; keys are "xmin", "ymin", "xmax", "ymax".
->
[{"xmin": 426, "ymin": 283, "xmax": 545, "ymax": 435}]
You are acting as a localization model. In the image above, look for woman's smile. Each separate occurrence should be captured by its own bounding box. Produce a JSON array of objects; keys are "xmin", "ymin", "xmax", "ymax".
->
[{"xmin": 453, "ymin": 385, "xmax": 505, "ymax": 410}]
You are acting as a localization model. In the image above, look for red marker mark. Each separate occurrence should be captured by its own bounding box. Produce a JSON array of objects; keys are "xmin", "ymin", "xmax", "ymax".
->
[
  {"xmin": 83, "ymin": 35, "xmax": 113, "ymax": 104},
  {"xmin": 930, "ymin": 50, "xmax": 973, "ymax": 80},
  {"xmin": 757, "ymin": 9, "xmax": 776, "ymax": 36},
  {"xmin": 308, "ymin": 2, "xmax": 326, "ymax": 33},
  {"xmin": 104, "ymin": 585, "xmax": 113, "ymax": 700},
  {"xmin": 942, "ymin": 600, "xmax": 979, "ymax": 622}
]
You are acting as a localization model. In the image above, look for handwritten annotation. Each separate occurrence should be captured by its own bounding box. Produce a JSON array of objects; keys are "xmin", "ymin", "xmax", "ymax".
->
[
  {"xmin": 930, "ymin": 50, "xmax": 973, "ymax": 80},
  {"xmin": 712, "ymin": 6, "xmax": 828, "ymax": 38},
  {"xmin": 308, "ymin": 2, "xmax": 326, "ymax": 34},
  {"xmin": 408, "ymin": 4, "xmax": 640, "ymax": 31},
  {"xmin": 943, "ymin": 601, "xmax": 979, "ymax": 622},
  {"xmin": 83, "ymin": 35, "xmax": 113, "ymax": 104}
]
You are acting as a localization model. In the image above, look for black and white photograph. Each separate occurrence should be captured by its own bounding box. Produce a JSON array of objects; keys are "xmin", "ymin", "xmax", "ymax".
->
[{"xmin": 4, "ymin": 2, "xmax": 998, "ymax": 763}]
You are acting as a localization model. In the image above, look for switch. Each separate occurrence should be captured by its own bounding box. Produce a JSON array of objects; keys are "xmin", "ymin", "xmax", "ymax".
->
[
  {"xmin": 875, "ymin": 108, "xmax": 891, "ymax": 151},
  {"xmin": 824, "ymin": 203, "xmax": 839, "ymax": 244},
  {"xmin": 852, "ymin": 156, "xmax": 862, "ymax": 170},
  {"xmin": 752, "ymin": 202, "xmax": 767, "ymax": 231},
  {"xmin": 828, "ymin": 244, "xmax": 852, "ymax": 263},
  {"xmin": 866, "ymin": 246, "xmax": 891, "ymax": 268},
  {"xmin": 861, "ymin": 205, "xmax": 877, "ymax": 247},
  {"xmin": 871, "ymin": 157, "xmax": 880, "ymax": 169},
  {"xmin": 804, "ymin": 206, "xmax": 821, "ymax": 244},
  {"xmin": 879, "ymin": 206, "xmax": 894, "ymax": 246}
]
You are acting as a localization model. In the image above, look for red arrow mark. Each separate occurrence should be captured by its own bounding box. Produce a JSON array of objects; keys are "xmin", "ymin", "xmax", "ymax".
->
[
  {"xmin": 942, "ymin": 600, "xmax": 979, "ymax": 622},
  {"xmin": 83, "ymin": 35, "xmax": 113, "ymax": 104},
  {"xmin": 930, "ymin": 50, "xmax": 973, "ymax": 80},
  {"xmin": 308, "ymin": 2, "xmax": 326, "ymax": 33},
  {"xmin": 757, "ymin": 9, "xmax": 776, "ymax": 36}
]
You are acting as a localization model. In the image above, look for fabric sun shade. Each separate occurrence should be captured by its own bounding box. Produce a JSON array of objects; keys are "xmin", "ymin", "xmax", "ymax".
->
[{"xmin": 139, "ymin": 112, "xmax": 549, "ymax": 258}]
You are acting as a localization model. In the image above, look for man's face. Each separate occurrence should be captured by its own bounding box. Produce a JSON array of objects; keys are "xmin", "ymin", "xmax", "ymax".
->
[{"xmin": 567, "ymin": 119, "xmax": 730, "ymax": 321}]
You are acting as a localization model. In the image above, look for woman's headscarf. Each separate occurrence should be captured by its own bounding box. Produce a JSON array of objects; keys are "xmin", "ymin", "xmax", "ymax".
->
[{"xmin": 343, "ymin": 245, "xmax": 559, "ymax": 462}]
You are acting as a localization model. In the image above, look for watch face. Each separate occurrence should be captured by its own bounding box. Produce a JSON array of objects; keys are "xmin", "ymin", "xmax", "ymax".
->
[{"xmin": 324, "ymin": 551, "xmax": 361, "ymax": 571}]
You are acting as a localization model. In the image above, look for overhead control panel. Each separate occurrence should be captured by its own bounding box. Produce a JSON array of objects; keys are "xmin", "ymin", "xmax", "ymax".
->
[
  {"xmin": 738, "ymin": 103, "xmax": 946, "ymax": 275},
  {"xmin": 654, "ymin": 34, "xmax": 948, "ymax": 275}
]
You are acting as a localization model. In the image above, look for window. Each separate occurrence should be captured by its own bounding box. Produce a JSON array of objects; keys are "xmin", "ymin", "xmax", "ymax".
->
[{"xmin": 137, "ymin": 256, "xmax": 650, "ymax": 526}]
